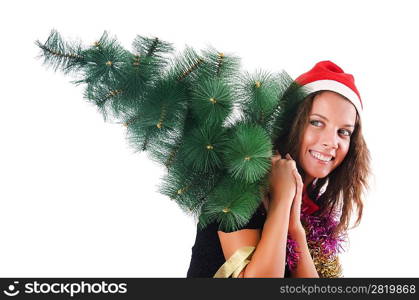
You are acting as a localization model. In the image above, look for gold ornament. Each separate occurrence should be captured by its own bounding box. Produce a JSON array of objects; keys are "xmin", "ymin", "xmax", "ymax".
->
[
  {"xmin": 206, "ymin": 145, "xmax": 214, "ymax": 150},
  {"xmin": 244, "ymin": 156, "xmax": 251, "ymax": 161},
  {"xmin": 106, "ymin": 89, "xmax": 122, "ymax": 98},
  {"xmin": 255, "ymin": 81, "xmax": 261, "ymax": 88},
  {"xmin": 156, "ymin": 106, "xmax": 167, "ymax": 129},
  {"xmin": 106, "ymin": 61, "xmax": 113, "ymax": 66},
  {"xmin": 222, "ymin": 207, "xmax": 230, "ymax": 213},
  {"xmin": 133, "ymin": 55, "xmax": 140, "ymax": 66},
  {"xmin": 209, "ymin": 97, "xmax": 217, "ymax": 104}
]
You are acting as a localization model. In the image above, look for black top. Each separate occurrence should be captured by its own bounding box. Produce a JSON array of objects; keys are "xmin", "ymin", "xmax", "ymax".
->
[{"xmin": 186, "ymin": 203, "xmax": 291, "ymax": 277}]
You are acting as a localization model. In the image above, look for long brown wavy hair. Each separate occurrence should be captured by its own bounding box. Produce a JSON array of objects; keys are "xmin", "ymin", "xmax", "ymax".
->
[{"xmin": 273, "ymin": 91, "xmax": 371, "ymax": 236}]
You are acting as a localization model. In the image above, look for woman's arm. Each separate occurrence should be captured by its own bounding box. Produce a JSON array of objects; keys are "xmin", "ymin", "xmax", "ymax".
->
[
  {"xmin": 218, "ymin": 153, "xmax": 297, "ymax": 278},
  {"xmin": 218, "ymin": 195, "xmax": 293, "ymax": 278},
  {"xmin": 243, "ymin": 198, "xmax": 293, "ymax": 277},
  {"xmin": 287, "ymin": 163, "xmax": 318, "ymax": 278}
]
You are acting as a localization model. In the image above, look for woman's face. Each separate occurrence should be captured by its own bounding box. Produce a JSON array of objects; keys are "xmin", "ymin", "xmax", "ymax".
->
[{"xmin": 299, "ymin": 91, "xmax": 357, "ymax": 185}]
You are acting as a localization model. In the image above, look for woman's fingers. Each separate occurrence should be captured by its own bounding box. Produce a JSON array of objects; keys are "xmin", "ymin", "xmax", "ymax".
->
[
  {"xmin": 271, "ymin": 155, "xmax": 280, "ymax": 166},
  {"xmin": 271, "ymin": 151, "xmax": 281, "ymax": 165},
  {"xmin": 273, "ymin": 151, "xmax": 293, "ymax": 161},
  {"xmin": 272, "ymin": 150, "xmax": 281, "ymax": 161},
  {"xmin": 271, "ymin": 152, "xmax": 298, "ymax": 175},
  {"xmin": 286, "ymin": 154, "xmax": 297, "ymax": 170},
  {"xmin": 285, "ymin": 153, "xmax": 293, "ymax": 160},
  {"xmin": 292, "ymin": 168, "xmax": 303, "ymax": 183},
  {"xmin": 293, "ymin": 169, "xmax": 303, "ymax": 195}
]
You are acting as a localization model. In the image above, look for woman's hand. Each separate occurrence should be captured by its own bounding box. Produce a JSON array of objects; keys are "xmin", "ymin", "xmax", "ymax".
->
[
  {"xmin": 288, "ymin": 158, "xmax": 305, "ymax": 237},
  {"xmin": 268, "ymin": 152, "xmax": 298, "ymax": 208}
]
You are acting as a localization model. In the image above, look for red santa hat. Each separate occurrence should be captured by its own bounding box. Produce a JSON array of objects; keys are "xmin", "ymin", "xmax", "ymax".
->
[{"xmin": 295, "ymin": 60, "xmax": 363, "ymax": 115}]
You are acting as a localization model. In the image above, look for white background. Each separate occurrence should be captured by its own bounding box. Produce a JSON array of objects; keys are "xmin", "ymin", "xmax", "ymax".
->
[{"xmin": 1, "ymin": 0, "xmax": 418, "ymax": 277}]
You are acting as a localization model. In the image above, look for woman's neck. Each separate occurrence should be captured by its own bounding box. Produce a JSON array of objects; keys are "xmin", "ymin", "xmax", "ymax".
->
[{"xmin": 303, "ymin": 174, "xmax": 315, "ymax": 189}]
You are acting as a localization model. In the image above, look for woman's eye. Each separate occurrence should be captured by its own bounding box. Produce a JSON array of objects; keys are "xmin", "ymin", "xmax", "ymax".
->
[
  {"xmin": 339, "ymin": 129, "xmax": 352, "ymax": 137},
  {"xmin": 310, "ymin": 120, "xmax": 322, "ymax": 127},
  {"xmin": 310, "ymin": 120, "xmax": 352, "ymax": 137}
]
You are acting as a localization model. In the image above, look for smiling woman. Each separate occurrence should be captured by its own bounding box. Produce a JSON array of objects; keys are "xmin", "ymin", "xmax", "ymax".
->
[
  {"xmin": 300, "ymin": 91, "xmax": 357, "ymax": 183},
  {"xmin": 34, "ymin": 31, "xmax": 371, "ymax": 278},
  {"xmin": 271, "ymin": 61, "xmax": 371, "ymax": 238},
  {"xmin": 188, "ymin": 61, "xmax": 371, "ymax": 278}
]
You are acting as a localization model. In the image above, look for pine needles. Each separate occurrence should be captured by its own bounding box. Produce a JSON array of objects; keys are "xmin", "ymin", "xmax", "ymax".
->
[{"xmin": 36, "ymin": 30, "xmax": 308, "ymax": 231}]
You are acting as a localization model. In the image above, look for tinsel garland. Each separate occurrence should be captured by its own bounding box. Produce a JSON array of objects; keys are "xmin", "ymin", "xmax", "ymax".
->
[
  {"xmin": 286, "ymin": 236, "xmax": 300, "ymax": 271},
  {"xmin": 286, "ymin": 210, "xmax": 347, "ymax": 278}
]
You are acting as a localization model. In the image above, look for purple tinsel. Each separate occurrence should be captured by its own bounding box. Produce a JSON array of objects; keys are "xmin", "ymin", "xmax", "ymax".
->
[
  {"xmin": 285, "ymin": 210, "xmax": 347, "ymax": 271},
  {"xmin": 286, "ymin": 236, "xmax": 300, "ymax": 270}
]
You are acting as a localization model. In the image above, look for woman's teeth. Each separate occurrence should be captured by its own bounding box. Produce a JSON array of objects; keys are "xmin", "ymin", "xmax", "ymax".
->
[{"xmin": 309, "ymin": 150, "xmax": 333, "ymax": 162}]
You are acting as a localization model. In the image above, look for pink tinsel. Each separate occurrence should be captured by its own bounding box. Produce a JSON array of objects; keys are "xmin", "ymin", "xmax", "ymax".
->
[
  {"xmin": 286, "ymin": 236, "xmax": 300, "ymax": 270},
  {"xmin": 285, "ymin": 210, "xmax": 347, "ymax": 271}
]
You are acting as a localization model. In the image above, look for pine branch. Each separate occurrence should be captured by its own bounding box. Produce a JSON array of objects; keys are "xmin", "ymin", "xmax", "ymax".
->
[
  {"xmin": 223, "ymin": 123, "xmax": 272, "ymax": 183},
  {"xmin": 164, "ymin": 144, "xmax": 181, "ymax": 169},
  {"xmin": 131, "ymin": 35, "xmax": 173, "ymax": 80},
  {"xmin": 199, "ymin": 47, "xmax": 241, "ymax": 82},
  {"xmin": 133, "ymin": 35, "xmax": 173, "ymax": 58},
  {"xmin": 36, "ymin": 30, "xmax": 302, "ymax": 231},
  {"xmin": 198, "ymin": 176, "xmax": 262, "ymax": 232},
  {"xmin": 141, "ymin": 131, "xmax": 151, "ymax": 151},
  {"xmin": 235, "ymin": 70, "xmax": 281, "ymax": 128},
  {"xmin": 190, "ymin": 78, "xmax": 233, "ymax": 127},
  {"xmin": 165, "ymin": 47, "xmax": 205, "ymax": 82},
  {"xmin": 216, "ymin": 52, "xmax": 224, "ymax": 77},
  {"xmin": 79, "ymin": 31, "xmax": 132, "ymax": 86},
  {"xmin": 124, "ymin": 78, "xmax": 188, "ymax": 154},
  {"xmin": 179, "ymin": 123, "xmax": 228, "ymax": 173},
  {"xmin": 35, "ymin": 29, "xmax": 85, "ymax": 74},
  {"xmin": 178, "ymin": 58, "xmax": 205, "ymax": 81}
]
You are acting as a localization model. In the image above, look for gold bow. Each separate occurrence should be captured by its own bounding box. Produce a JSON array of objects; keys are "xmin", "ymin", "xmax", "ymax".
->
[{"xmin": 213, "ymin": 246, "xmax": 255, "ymax": 278}]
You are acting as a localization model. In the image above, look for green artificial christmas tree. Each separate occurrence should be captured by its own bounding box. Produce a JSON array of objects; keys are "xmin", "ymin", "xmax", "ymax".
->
[{"xmin": 36, "ymin": 30, "xmax": 308, "ymax": 232}]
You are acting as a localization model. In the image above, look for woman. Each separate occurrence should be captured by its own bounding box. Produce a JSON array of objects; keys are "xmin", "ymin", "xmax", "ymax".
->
[
  {"xmin": 34, "ymin": 33, "xmax": 370, "ymax": 278},
  {"xmin": 187, "ymin": 60, "xmax": 371, "ymax": 278}
]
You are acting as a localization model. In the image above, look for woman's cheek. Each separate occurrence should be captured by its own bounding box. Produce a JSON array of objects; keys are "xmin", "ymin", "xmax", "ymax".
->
[{"xmin": 336, "ymin": 141, "xmax": 350, "ymax": 166}]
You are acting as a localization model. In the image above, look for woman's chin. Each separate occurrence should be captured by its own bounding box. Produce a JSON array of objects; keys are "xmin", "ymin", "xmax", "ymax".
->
[{"xmin": 304, "ymin": 168, "xmax": 330, "ymax": 180}]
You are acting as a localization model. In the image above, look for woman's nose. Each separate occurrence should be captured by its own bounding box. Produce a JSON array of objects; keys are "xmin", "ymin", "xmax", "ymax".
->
[{"xmin": 321, "ymin": 130, "xmax": 338, "ymax": 149}]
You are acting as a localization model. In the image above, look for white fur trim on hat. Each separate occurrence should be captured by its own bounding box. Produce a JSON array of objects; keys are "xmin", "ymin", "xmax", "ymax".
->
[{"xmin": 303, "ymin": 79, "xmax": 363, "ymax": 116}]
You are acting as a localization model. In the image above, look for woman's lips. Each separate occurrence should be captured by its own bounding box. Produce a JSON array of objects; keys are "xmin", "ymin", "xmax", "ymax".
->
[{"xmin": 309, "ymin": 150, "xmax": 333, "ymax": 164}]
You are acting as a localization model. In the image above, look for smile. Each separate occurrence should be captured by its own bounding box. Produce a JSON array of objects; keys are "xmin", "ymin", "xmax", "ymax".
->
[{"xmin": 309, "ymin": 150, "xmax": 334, "ymax": 162}]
